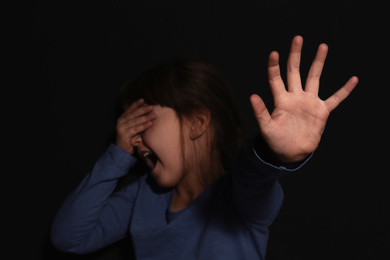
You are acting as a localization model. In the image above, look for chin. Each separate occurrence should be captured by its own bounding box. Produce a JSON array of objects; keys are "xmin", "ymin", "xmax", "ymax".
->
[{"xmin": 152, "ymin": 173, "xmax": 178, "ymax": 189}]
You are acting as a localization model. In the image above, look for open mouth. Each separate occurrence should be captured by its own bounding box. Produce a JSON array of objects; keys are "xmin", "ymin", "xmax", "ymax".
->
[{"xmin": 140, "ymin": 151, "xmax": 159, "ymax": 171}]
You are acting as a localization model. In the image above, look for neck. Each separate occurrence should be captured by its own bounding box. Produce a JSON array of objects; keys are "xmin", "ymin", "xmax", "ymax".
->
[
  {"xmin": 172, "ymin": 178, "xmax": 205, "ymax": 212},
  {"xmin": 171, "ymin": 148, "xmax": 224, "ymax": 212}
]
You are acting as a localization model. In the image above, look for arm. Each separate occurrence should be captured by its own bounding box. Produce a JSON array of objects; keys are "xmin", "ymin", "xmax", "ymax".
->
[
  {"xmin": 50, "ymin": 144, "xmax": 139, "ymax": 254},
  {"xmin": 51, "ymin": 99, "xmax": 156, "ymax": 254},
  {"xmin": 232, "ymin": 135, "xmax": 311, "ymax": 225},
  {"xmin": 234, "ymin": 35, "xmax": 357, "ymax": 225}
]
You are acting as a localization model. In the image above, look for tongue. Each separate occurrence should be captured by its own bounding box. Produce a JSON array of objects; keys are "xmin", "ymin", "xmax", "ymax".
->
[{"xmin": 145, "ymin": 154, "xmax": 158, "ymax": 170}]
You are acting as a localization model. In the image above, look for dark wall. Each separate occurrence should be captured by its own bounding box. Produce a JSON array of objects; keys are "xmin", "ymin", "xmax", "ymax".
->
[{"xmin": 31, "ymin": 1, "xmax": 388, "ymax": 259}]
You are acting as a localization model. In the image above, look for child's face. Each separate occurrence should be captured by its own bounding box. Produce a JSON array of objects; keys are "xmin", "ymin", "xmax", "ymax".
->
[{"xmin": 137, "ymin": 105, "xmax": 187, "ymax": 188}]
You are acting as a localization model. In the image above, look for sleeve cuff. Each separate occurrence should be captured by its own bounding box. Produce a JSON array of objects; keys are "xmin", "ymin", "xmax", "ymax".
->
[
  {"xmin": 252, "ymin": 145, "xmax": 312, "ymax": 172},
  {"xmin": 92, "ymin": 143, "xmax": 138, "ymax": 180},
  {"xmin": 251, "ymin": 134, "xmax": 312, "ymax": 172},
  {"xmin": 106, "ymin": 143, "xmax": 137, "ymax": 167}
]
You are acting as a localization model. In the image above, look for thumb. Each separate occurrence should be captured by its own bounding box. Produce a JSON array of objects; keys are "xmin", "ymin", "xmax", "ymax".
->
[
  {"xmin": 131, "ymin": 135, "xmax": 142, "ymax": 147},
  {"xmin": 250, "ymin": 94, "xmax": 272, "ymax": 129}
]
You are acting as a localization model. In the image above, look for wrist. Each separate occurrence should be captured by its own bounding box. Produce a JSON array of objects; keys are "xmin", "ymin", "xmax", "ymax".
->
[
  {"xmin": 272, "ymin": 153, "xmax": 310, "ymax": 164},
  {"xmin": 115, "ymin": 139, "xmax": 134, "ymax": 155},
  {"xmin": 253, "ymin": 135, "xmax": 310, "ymax": 168}
]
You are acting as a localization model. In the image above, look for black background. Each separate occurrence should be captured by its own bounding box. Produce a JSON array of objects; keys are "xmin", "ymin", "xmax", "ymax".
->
[{"xmin": 28, "ymin": 0, "xmax": 389, "ymax": 259}]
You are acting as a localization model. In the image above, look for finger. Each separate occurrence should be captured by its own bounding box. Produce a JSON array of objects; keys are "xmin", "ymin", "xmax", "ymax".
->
[
  {"xmin": 130, "ymin": 121, "xmax": 153, "ymax": 136},
  {"xmin": 124, "ymin": 98, "xmax": 144, "ymax": 114},
  {"xmin": 121, "ymin": 111, "xmax": 156, "ymax": 130},
  {"xmin": 121, "ymin": 99, "xmax": 146, "ymax": 120},
  {"xmin": 305, "ymin": 43, "xmax": 328, "ymax": 95},
  {"xmin": 287, "ymin": 35, "xmax": 303, "ymax": 92},
  {"xmin": 268, "ymin": 51, "xmax": 286, "ymax": 97},
  {"xmin": 119, "ymin": 119, "xmax": 154, "ymax": 141},
  {"xmin": 132, "ymin": 104, "xmax": 155, "ymax": 120},
  {"xmin": 250, "ymin": 94, "xmax": 272, "ymax": 129},
  {"xmin": 324, "ymin": 76, "xmax": 359, "ymax": 112},
  {"xmin": 121, "ymin": 104, "xmax": 155, "ymax": 124}
]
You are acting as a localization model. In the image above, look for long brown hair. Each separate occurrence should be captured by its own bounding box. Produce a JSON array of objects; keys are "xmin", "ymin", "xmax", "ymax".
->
[{"xmin": 121, "ymin": 56, "xmax": 242, "ymax": 173}]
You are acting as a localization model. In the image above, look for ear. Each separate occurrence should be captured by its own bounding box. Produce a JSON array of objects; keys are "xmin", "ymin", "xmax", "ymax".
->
[{"xmin": 189, "ymin": 110, "xmax": 211, "ymax": 140}]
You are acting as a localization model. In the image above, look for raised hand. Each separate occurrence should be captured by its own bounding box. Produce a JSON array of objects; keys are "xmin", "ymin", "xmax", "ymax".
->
[
  {"xmin": 250, "ymin": 36, "xmax": 358, "ymax": 163},
  {"xmin": 116, "ymin": 99, "xmax": 156, "ymax": 155}
]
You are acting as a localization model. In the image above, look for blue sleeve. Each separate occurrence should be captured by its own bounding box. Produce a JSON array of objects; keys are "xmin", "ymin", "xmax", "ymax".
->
[
  {"xmin": 51, "ymin": 143, "xmax": 140, "ymax": 254},
  {"xmin": 232, "ymin": 136, "xmax": 311, "ymax": 226}
]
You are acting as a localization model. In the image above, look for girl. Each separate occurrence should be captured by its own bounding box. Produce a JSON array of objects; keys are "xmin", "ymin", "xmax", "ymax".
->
[{"xmin": 51, "ymin": 36, "xmax": 358, "ymax": 259}]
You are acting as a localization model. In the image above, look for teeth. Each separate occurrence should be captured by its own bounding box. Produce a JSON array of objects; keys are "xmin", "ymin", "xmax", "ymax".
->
[{"xmin": 140, "ymin": 151, "xmax": 157, "ymax": 170}]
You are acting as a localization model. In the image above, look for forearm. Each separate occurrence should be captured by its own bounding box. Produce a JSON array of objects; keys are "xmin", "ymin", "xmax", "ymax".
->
[
  {"xmin": 232, "ymin": 135, "xmax": 311, "ymax": 225},
  {"xmin": 51, "ymin": 143, "xmax": 138, "ymax": 254}
]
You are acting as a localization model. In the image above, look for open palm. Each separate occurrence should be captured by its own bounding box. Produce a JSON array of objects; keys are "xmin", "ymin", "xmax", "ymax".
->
[{"xmin": 251, "ymin": 36, "xmax": 358, "ymax": 162}]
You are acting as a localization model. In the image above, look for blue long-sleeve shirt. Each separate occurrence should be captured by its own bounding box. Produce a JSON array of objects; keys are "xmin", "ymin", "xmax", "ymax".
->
[{"xmin": 51, "ymin": 139, "xmax": 309, "ymax": 259}]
